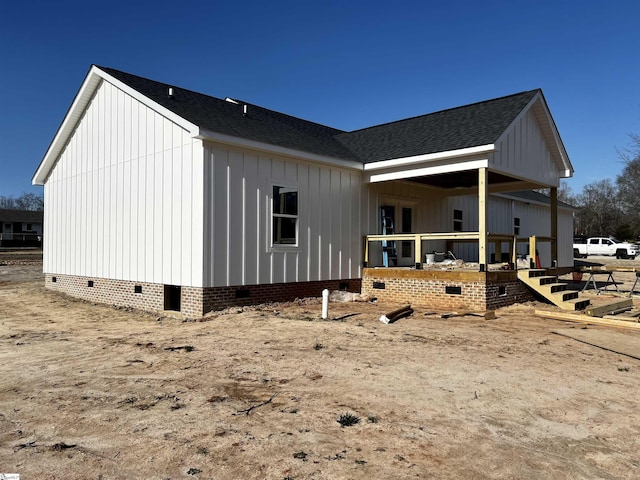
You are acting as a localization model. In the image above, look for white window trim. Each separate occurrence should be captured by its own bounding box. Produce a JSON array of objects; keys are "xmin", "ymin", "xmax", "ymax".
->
[{"xmin": 270, "ymin": 183, "xmax": 300, "ymax": 250}]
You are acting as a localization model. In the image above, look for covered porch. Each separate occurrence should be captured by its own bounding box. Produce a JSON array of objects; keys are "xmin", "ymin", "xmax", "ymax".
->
[
  {"xmin": 355, "ymin": 89, "xmax": 574, "ymax": 310},
  {"xmin": 363, "ymin": 164, "xmax": 565, "ymax": 272}
]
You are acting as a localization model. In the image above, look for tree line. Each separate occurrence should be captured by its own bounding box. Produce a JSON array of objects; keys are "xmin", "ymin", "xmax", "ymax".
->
[
  {"xmin": 561, "ymin": 134, "xmax": 640, "ymax": 241},
  {"xmin": 0, "ymin": 192, "xmax": 44, "ymax": 211}
]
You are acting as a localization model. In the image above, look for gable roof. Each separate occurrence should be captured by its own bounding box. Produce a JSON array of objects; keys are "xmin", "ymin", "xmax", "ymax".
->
[{"xmin": 33, "ymin": 65, "xmax": 572, "ymax": 185}]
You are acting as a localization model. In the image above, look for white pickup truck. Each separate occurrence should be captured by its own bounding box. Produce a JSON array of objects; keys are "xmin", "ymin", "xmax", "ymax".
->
[{"xmin": 573, "ymin": 237, "xmax": 639, "ymax": 259}]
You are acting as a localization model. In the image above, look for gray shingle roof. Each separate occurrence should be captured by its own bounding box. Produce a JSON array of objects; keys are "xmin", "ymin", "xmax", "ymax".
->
[
  {"xmin": 98, "ymin": 67, "xmax": 358, "ymax": 161},
  {"xmin": 0, "ymin": 209, "xmax": 43, "ymax": 223},
  {"xmin": 98, "ymin": 66, "xmax": 538, "ymax": 164},
  {"xmin": 504, "ymin": 190, "xmax": 575, "ymax": 210},
  {"xmin": 336, "ymin": 90, "xmax": 539, "ymax": 163}
]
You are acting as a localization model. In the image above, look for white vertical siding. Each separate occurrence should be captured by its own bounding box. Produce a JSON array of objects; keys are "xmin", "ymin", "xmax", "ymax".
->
[
  {"xmin": 202, "ymin": 142, "xmax": 363, "ymax": 287},
  {"xmin": 492, "ymin": 109, "xmax": 560, "ymax": 187},
  {"xmin": 43, "ymin": 80, "xmax": 204, "ymax": 286}
]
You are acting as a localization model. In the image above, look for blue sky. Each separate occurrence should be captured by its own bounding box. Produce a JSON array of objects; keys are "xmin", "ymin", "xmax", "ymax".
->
[{"xmin": 1, "ymin": 0, "xmax": 639, "ymax": 199}]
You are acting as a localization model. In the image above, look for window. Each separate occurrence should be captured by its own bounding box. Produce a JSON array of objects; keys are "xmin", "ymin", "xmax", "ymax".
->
[
  {"xmin": 272, "ymin": 185, "xmax": 298, "ymax": 245},
  {"xmin": 453, "ymin": 210, "xmax": 463, "ymax": 232},
  {"xmin": 514, "ymin": 217, "xmax": 520, "ymax": 236}
]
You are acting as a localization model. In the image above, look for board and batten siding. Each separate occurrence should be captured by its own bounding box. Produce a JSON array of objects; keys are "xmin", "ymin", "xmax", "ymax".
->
[
  {"xmin": 491, "ymin": 108, "xmax": 560, "ymax": 187},
  {"xmin": 362, "ymin": 180, "xmax": 573, "ymax": 268},
  {"xmin": 202, "ymin": 142, "xmax": 363, "ymax": 288},
  {"xmin": 444, "ymin": 194, "xmax": 573, "ymax": 267},
  {"xmin": 43, "ymin": 79, "xmax": 205, "ymax": 287}
]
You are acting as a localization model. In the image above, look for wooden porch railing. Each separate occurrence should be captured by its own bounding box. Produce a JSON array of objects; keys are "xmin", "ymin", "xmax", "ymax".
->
[{"xmin": 363, "ymin": 232, "xmax": 555, "ymax": 270}]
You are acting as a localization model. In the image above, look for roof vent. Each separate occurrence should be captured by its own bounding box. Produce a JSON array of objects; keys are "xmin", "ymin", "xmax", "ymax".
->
[
  {"xmin": 243, "ymin": 104, "xmax": 248, "ymax": 117},
  {"xmin": 168, "ymin": 87, "xmax": 174, "ymax": 99}
]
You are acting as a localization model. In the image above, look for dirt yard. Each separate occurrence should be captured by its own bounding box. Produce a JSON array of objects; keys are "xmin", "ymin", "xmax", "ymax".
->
[{"xmin": 1, "ymin": 251, "xmax": 639, "ymax": 479}]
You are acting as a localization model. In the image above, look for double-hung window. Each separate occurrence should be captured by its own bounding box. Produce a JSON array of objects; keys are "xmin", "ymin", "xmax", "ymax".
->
[
  {"xmin": 453, "ymin": 209, "xmax": 463, "ymax": 232},
  {"xmin": 272, "ymin": 185, "xmax": 298, "ymax": 245}
]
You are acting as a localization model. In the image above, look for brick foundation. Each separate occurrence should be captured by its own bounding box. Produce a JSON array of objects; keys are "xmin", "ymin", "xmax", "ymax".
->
[
  {"xmin": 45, "ymin": 269, "xmax": 532, "ymax": 317},
  {"xmin": 44, "ymin": 274, "xmax": 362, "ymax": 317},
  {"xmin": 362, "ymin": 268, "xmax": 534, "ymax": 311}
]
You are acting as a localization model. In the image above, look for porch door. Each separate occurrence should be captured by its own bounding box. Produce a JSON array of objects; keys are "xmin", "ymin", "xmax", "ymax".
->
[{"xmin": 381, "ymin": 203, "xmax": 414, "ymax": 266}]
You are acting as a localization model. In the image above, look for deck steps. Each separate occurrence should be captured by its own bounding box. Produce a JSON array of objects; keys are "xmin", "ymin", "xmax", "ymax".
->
[{"xmin": 518, "ymin": 269, "xmax": 590, "ymax": 311}]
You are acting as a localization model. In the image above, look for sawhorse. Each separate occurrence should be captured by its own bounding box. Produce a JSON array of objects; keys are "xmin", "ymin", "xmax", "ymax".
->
[{"xmin": 581, "ymin": 270, "xmax": 619, "ymax": 294}]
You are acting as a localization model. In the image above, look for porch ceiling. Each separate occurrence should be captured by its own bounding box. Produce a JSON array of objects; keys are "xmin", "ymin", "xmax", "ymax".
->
[{"xmin": 405, "ymin": 170, "xmax": 538, "ymax": 192}]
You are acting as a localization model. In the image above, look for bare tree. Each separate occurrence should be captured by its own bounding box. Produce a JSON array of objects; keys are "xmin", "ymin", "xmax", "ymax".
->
[
  {"xmin": 557, "ymin": 180, "xmax": 576, "ymax": 205},
  {"xmin": 574, "ymin": 179, "xmax": 622, "ymax": 237},
  {"xmin": 0, "ymin": 192, "xmax": 44, "ymax": 211},
  {"xmin": 616, "ymin": 134, "xmax": 640, "ymax": 238}
]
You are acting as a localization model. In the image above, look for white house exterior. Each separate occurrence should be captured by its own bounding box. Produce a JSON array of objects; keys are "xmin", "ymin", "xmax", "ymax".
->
[
  {"xmin": 0, "ymin": 209, "xmax": 43, "ymax": 247},
  {"xmin": 33, "ymin": 66, "xmax": 574, "ymax": 316}
]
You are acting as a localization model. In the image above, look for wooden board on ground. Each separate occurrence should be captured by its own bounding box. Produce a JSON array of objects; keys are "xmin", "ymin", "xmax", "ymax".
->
[
  {"xmin": 534, "ymin": 309, "xmax": 640, "ymax": 331},
  {"xmin": 552, "ymin": 328, "xmax": 640, "ymax": 360},
  {"xmin": 584, "ymin": 298, "xmax": 633, "ymax": 317}
]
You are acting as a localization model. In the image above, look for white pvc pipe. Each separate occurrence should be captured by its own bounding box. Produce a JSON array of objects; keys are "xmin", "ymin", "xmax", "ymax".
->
[{"xmin": 321, "ymin": 289, "xmax": 329, "ymax": 319}]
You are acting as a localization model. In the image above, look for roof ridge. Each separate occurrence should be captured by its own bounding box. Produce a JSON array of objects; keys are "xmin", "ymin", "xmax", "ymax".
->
[{"xmin": 343, "ymin": 89, "xmax": 540, "ymax": 134}]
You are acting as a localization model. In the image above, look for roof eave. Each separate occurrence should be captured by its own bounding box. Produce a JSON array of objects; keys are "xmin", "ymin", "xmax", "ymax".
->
[
  {"xmin": 363, "ymin": 144, "xmax": 496, "ymax": 171},
  {"xmin": 197, "ymin": 129, "xmax": 364, "ymax": 171}
]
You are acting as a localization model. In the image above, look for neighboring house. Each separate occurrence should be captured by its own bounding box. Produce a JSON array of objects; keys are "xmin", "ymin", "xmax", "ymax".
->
[
  {"xmin": 32, "ymin": 65, "xmax": 574, "ymax": 316},
  {"xmin": 0, "ymin": 209, "xmax": 43, "ymax": 247}
]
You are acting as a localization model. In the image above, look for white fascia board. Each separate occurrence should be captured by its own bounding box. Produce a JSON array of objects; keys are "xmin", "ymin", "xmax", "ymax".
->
[
  {"xmin": 32, "ymin": 67, "xmax": 102, "ymax": 185},
  {"xmin": 367, "ymin": 159, "xmax": 489, "ymax": 183},
  {"xmin": 363, "ymin": 144, "xmax": 495, "ymax": 171},
  {"xmin": 197, "ymin": 129, "xmax": 364, "ymax": 171},
  {"xmin": 32, "ymin": 66, "xmax": 200, "ymax": 185}
]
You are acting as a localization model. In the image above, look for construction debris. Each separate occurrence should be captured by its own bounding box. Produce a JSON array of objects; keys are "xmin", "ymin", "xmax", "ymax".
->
[
  {"xmin": 440, "ymin": 311, "xmax": 496, "ymax": 320},
  {"xmin": 380, "ymin": 305, "xmax": 413, "ymax": 324}
]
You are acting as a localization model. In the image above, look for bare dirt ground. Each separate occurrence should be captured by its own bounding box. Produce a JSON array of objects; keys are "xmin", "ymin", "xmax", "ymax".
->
[{"xmin": 1, "ymin": 251, "xmax": 640, "ymax": 479}]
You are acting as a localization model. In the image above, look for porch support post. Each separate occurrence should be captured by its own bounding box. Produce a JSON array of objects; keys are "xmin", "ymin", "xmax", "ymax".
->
[
  {"xmin": 550, "ymin": 186, "xmax": 558, "ymax": 268},
  {"xmin": 363, "ymin": 236, "xmax": 369, "ymax": 267},
  {"xmin": 478, "ymin": 167, "xmax": 488, "ymax": 272},
  {"xmin": 414, "ymin": 234, "xmax": 422, "ymax": 269}
]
